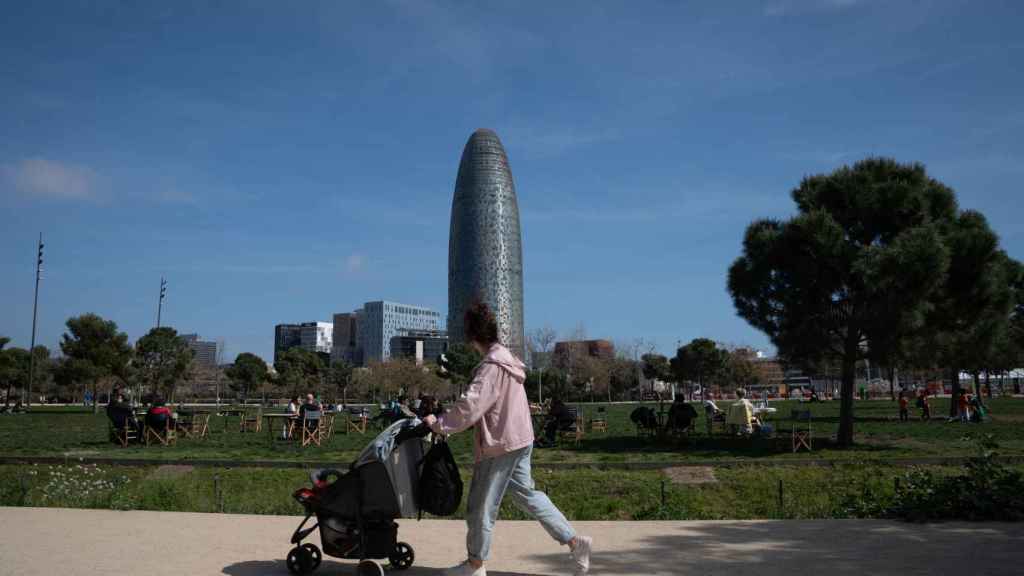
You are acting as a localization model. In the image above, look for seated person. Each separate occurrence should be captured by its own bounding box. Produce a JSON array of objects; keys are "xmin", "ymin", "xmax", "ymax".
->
[
  {"xmin": 416, "ymin": 395, "xmax": 440, "ymax": 419},
  {"xmin": 539, "ymin": 399, "xmax": 575, "ymax": 446},
  {"xmin": 299, "ymin": 393, "xmax": 321, "ymax": 430},
  {"xmin": 146, "ymin": 397, "xmax": 173, "ymax": 430},
  {"xmin": 667, "ymin": 398, "xmax": 698, "ymax": 431},
  {"xmin": 726, "ymin": 389, "xmax": 756, "ymax": 435},
  {"xmin": 282, "ymin": 395, "xmax": 300, "ymax": 438},
  {"xmin": 396, "ymin": 396, "xmax": 417, "ymax": 419},
  {"xmin": 106, "ymin": 390, "xmax": 140, "ymax": 439}
]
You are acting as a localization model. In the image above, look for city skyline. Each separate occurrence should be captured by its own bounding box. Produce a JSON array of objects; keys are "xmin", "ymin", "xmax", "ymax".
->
[{"xmin": 1, "ymin": 2, "xmax": 1022, "ymax": 364}]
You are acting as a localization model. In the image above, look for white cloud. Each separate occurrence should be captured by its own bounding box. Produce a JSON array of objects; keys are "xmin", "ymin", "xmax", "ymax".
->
[
  {"xmin": 2, "ymin": 157, "xmax": 99, "ymax": 200},
  {"xmin": 345, "ymin": 253, "xmax": 365, "ymax": 274}
]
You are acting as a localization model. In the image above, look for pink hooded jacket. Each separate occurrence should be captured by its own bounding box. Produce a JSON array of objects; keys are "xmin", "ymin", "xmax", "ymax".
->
[{"xmin": 429, "ymin": 343, "xmax": 534, "ymax": 461}]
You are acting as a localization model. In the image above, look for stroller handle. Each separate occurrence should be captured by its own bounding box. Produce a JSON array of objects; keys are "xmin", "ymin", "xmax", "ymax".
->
[{"xmin": 394, "ymin": 421, "xmax": 432, "ymax": 446}]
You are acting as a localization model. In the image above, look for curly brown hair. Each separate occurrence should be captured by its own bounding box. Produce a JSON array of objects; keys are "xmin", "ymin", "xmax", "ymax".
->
[{"xmin": 464, "ymin": 300, "xmax": 499, "ymax": 346}]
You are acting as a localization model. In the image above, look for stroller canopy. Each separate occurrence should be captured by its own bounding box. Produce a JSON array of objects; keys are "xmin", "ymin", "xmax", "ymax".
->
[{"xmin": 353, "ymin": 418, "xmax": 426, "ymax": 519}]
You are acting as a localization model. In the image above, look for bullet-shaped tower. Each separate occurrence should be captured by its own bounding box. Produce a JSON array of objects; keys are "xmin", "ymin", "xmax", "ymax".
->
[{"xmin": 448, "ymin": 129, "xmax": 525, "ymax": 360}]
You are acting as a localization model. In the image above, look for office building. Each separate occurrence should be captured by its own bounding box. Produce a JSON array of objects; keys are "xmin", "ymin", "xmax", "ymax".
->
[
  {"xmin": 358, "ymin": 301, "xmax": 442, "ymax": 363},
  {"xmin": 274, "ymin": 322, "xmax": 333, "ymax": 363},
  {"xmin": 553, "ymin": 339, "xmax": 616, "ymax": 361},
  {"xmin": 331, "ymin": 311, "xmax": 362, "ymax": 365},
  {"xmin": 448, "ymin": 129, "xmax": 525, "ymax": 360},
  {"xmin": 179, "ymin": 334, "xmax": 217, "ymax": 369},
  {"xmin": 390, "ymin": 329, "xmax": 449, "ymax": 366}
]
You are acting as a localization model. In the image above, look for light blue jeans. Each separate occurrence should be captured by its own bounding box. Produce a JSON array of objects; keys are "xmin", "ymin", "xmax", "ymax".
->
[{"xmin": 466, "ymin": 444, "xmax": 576, "ymax": 562}]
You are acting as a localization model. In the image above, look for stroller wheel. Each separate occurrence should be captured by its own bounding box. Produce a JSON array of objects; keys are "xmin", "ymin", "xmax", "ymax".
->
[
  {"xmin": 301, "ymin": 543, "xmax": 322, "ymax": 569},
  {"xmin": 286, "ymin": 546, "xmax": 315, "ymax": 575},
  {"xmin": 357, "ymin": 560, "xmax": 384, "ymax": 576},
  {"xmin": 389, "ymin": 542, "xmax": 415, "ymax": 570}
]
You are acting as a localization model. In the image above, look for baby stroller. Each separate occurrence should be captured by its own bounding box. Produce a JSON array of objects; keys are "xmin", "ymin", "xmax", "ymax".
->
[{"xmin": 287, "ymin": 418, "xmax": 430, "ymax": 576}]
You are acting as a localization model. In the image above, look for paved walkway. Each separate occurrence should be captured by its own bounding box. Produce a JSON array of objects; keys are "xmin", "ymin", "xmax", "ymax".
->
[{"xmin": 1, "ymin": 507, "xmax": 1022, "ymax": 575}]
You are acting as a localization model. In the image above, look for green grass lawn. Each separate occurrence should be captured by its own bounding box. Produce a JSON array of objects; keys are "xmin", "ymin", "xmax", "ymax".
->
[
  {"xmin": 1, "ymin": 398, "xmax": 1022, "ymax": 465},
  {"xmin": 0, "ymin": 460, "xmax": 971, "ymax": 520}
]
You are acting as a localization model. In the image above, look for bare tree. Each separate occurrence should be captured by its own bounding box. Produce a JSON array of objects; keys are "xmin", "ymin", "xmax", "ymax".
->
[{"xmin": 527, "ymin": 326, "xmax": 558, "ymax": 403}]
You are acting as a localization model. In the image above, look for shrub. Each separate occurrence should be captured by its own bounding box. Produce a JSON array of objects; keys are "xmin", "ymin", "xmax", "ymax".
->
[{"xmin": 887, "ymin": 435, "xmax": 1024, "ymax": 522}]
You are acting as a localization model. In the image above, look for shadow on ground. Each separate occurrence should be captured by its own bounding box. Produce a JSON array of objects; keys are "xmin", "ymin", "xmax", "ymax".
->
[
  {"xmin": 523, "ymin": 521, "xmax": 1022, "ymax": 576},
  {"xmin": 222, "ymin": 560, "xmax": 544, "ymax": 576}
]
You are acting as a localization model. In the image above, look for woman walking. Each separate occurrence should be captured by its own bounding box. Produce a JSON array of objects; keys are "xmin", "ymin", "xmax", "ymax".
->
[{"xmin": 423, "ymin": 302, "xmax": 592, "ymax": 576}]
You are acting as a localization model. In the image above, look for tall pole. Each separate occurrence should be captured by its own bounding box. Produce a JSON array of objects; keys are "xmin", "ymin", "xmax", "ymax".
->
[
  {"xmin": 538, "ymin": 366, "xmax": 543, "ymax": 405},
  {"xmin": 27, "ymin": 233, "xmax": 43, "ymax": 411},
  {"xmin": 157, "ymin": 277, "xmax": 167, "ymax": 328}
]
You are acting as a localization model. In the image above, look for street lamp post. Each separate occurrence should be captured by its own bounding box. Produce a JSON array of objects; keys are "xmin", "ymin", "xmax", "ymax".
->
[
  {"xmin": 27, "ymin": 233, "xmax": 43, "ymax": 411},
  {"xmin": 156, "ymin": 277, "xmax": 167, "ymax": 328}
]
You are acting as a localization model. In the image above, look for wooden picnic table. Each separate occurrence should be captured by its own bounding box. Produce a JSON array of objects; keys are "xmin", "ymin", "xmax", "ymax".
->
[{"xmin": 264, "ymin": 413, "xmax": 299, "ymax": 440}]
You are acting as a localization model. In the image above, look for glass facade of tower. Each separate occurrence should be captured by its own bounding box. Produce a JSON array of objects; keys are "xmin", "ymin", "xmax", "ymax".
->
[{"xmin": 448, "ymin": 129, "xmax": 525, "ymax": 359}]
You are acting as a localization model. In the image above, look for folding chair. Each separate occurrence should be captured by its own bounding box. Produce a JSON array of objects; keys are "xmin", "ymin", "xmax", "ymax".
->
[
  {"xmin": 107, "ymin": 407, "xmax": 139, "ymax": 447},
  {"xmin": 301, "ymin": 409, "xmax": 322, "ymax": 447},
  {"xmin": 347, "ymin": 408, "xmax": 368, "ymax": 434},
  {"xmin": 589, "ymin": 406, "xmax": 608, "ymax": 433},
  {"xmin": 179, "ymin": 413, "xmax": 210, "ymax": 439},
  {"xmin": 319, "ymin": 412, "xmax": 335, "ymax": 443},
  {"xmin": 144, "ymin": 415, "xmax": 176, "ymax": 446},
  {"xmin": 240, "ymin": 407, "xmax": 262, "ymax": 433},
  {"xmin": 558, "ymin": 407, "xmax": 585, "ymax": 447},
  {"xmin": 110, "ymin": 419, "xmax": 139, "ymax": 447},
  {"xmin": 791, "ymin": 409, "xmax": 812, "ymax": 453}
]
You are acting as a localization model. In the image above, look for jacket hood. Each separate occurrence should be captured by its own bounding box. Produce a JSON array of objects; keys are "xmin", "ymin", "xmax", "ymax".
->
[{"xmin": 483, "ymin": 343, "xmax": 527, "ymax": 383}]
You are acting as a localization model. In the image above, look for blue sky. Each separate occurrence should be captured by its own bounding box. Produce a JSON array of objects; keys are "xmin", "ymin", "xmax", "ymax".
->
[{"xmin": 1, "ymin": 0, "xmax": 1022, "ymax": 363}]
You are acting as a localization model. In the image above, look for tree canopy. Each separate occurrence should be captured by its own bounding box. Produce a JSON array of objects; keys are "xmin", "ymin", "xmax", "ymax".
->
[
  {"xmin": 225, "ymin": 352, "xmax": 268, "ymax": 403},
  {"xmin": 729, "ymin": 158, "xmax": 957, "ymax": 446},
  {"xmin": 274, "ymin": 348, "xmax": 325, "ymax": 397},
  {"xmin": 641, "ymin": 353, "xmax": 671, "ymax": 383},
  {"xmin": 437, "ymin": 343, "xmax": 481, "ymax": 395},
  {"xmin": 60, "ymin": 314, "xmax": 133, "ymax": 412},
  {"xmin": 672, "ymin": 338, "xmax": 728, "ymax": 400},
  {"xmin": 135, "ymin": 326, "xmax": 193, "ymax": 402}
]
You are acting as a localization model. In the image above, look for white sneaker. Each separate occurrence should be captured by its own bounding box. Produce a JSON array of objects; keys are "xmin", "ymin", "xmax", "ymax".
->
[
  {"xmin": 444, "ymin": 560, "xmax": 487, "ymax": 576},
  {"xmin": 570, "ymin": 535, "xmax": 593, "ymax": 575}
]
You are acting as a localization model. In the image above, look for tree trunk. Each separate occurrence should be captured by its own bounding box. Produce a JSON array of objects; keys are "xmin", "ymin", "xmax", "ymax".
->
[
  {"xmin": 985, "ymin": 372, "xmax": 992, "ymax": 399},
  {"xmin": 92, "ymin": 381, "xmax": 100, "ymax": 414},
  {"xmin": 837, "ymin": 351, "xmax": 857, "ymax": 448},
  {"xmin": 949, "ymin": 368, "xmax": 961, "ymax": 418},
  {"xmin": 889, "ymin": 366, "xmax": 896, "ymax": 401}
]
